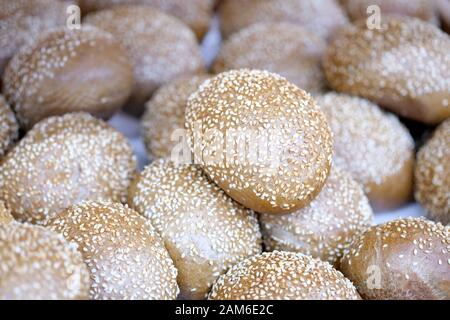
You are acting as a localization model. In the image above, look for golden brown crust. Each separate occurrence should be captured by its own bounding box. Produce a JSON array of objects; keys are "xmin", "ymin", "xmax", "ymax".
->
[
  {"xmin": 260, "ymin": 167, "xmax": 373, "ymax": 267},
  {"xmin": 213, "ymin": 23, "xmax": 327, "ymax": 93},
  {"xmin": 0, "ymin": 0, "xmax": 72, "ymax": 75},
  {"xmin": 316, "ymin": 93, "xmax": 415, "ymax": 211},
  {"xmin": 2, "ymin": 26, "xmax": 133, "ymax": 129},
  {"xmin": 46, "ymin": 201, "xmax": 179, "ymax": 300},
  {"xmin": 142, "ymin": 74, "xmax": 210, "ymax": 159},
  {"xmin": 324, "ymin": 16, "xmax": 450, "ymax": 125},
  {"xmin": 218, "ymin": 0, "xmax": 349, "ymax": 39},
  {"xmin": 340, "ymin": 0, "xmax": 437, "ymax": 23},
  {"xmin": 415, "ymin": 119, "xmax": 450, "ymax": 225},
  {"xmin": 185, "ymin": 69, "xmax": 333, "ymax": 214},
  {"xmin": 0, "ymin": 113, "xmax": 137, "ymax": 225},
  {"xmin": 128, "ymin": 159, "xmax": 262, "ymax": 299},
  {"xmin": 79, "ymin": 0, "xmax": 214, "ymax": 39},
  {"xmin": 0, "ymin": 222, "xmax": 90, "ymax": 300},
  {"xmin": 0, "ymin": 96, "xmax": 18, "ymax": 158},
  {"xmin": 85, "ymin": 5, "xmax": 205, "ymax": 108},
  {"xmin": 208, "ymin": 251, "xmax": 361, "ymax": 300},
  {"xmin": 340, "ymin": 218, "xmax": 450, "ymax": 300},
  {"xmin": 0, "ymin": 201, "xmax": 13, "ymax": 224}
]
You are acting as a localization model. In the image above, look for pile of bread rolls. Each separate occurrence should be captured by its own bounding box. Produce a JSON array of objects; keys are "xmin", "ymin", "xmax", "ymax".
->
[{"xmin": 0, "ymin": 0, "xmax": 448, "ymax": 301}]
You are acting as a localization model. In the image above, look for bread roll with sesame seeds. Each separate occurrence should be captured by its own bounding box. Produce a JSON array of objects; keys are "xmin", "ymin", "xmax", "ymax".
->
[
  {"xmin": 84, "ymin": 5, "xmax": 205, "ymax": 113},
  {"xmin": 79, "ymin": 0, "xmax": 214, "ymax": 39},
  {"xmin": 340, "ymin": 0, "xmax": 437, "ymax": 23},
  {"xmin": 260, "ymin": 167, "xmax": 373, "ymax": 267},
  {"xmin": 341, "ymin": 218, "xmax": 450, "ymax": 300},
  {"xmin": 185, "ymin": 69, "xmax": 333, "ymax": 214},
  {"xmin": 2, "ymin": 26, "xmax": 133, "ymax": 130},
  {"xmin": 0, "ymin": 96, "xmax": 18, "ymax": 158},
  {"xmin": 142, "ymin": 74, "xmax": 211, "ymax": 160},
  {"xmin": 128, "ymin": 159, "xmax": 262, "ymax": 300},
  {"xmin": 46, "ymin": 201, "xmax": 179, "ymax": 300},
  {"xmin": 208, "ymin": 251, "xmax": 361, "ymax": 300},
  {"xmin": 0, "ymin": 0, "xmax": 72, "ymax": 77},
  {"xmin": 218, "ymin": 0, "xmax": 349, "ymax": 40},
  {"xmin": 213, "ymin": 23, "xmax": 327, "ymax": 93},
  {"xmin": 316, "ymin": 93, "xmax": 415, "ymax": 211},
  {"xmin": 0, "ymin": 222, "xmax": 90, "ymax": 300},
  {"xmin": 0, "ymin": 113, "xmax": 137, "ymax": 225},
  {"xmin": 324, "ymin": 17, "xmax": 450, "ymax": 125},
  {"xmin": 0, "ymin": 201, "xmax": 13, "ymax": 224},
  {"xmin": 415, "ymin": 119, "xmax": 450, "ymax": 225}
]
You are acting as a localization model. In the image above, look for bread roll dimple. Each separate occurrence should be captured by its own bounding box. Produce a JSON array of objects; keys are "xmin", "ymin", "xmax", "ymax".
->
[{"xmin": 324, "ymin": 17, "xmax": 450, "ymax": 125}]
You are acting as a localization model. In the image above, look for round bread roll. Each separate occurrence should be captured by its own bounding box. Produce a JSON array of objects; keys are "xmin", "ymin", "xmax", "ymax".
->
[
  {"xmin": 213, "ymin": 23, "xmax": 327, "ymax": 93},
  {"xmin": 185, "ymin": 69, "xmax": 333, "ymax": 214},
  {"xmin": 316, "ymin": 93, "xmax": 415, "ymax": 211},
  {"xmin": 340, "ymin": 0, "xmax": 437, "ymax": 23},
  {"xmin": 0, "ymin": 95, "xmax": 18, "ymax": 157},
  {"xmin": 46, "ymin": 201, "xmax": 179, "ymax": 300},
  {"xmin": 84, "ymin": 5, "xmax": 205, "ymax": 111},
  {"xmin": 2, "ymin": 26, "xmax": 133, "ymax": 129},
  {"xmin": 415, "ymin": 119, "xmax": 450, "ymax": 225},
  {"xmin": 128, "ymin": 159, "xmax": 262, "ymax": 299},
  {"xmin": 0, "ymin": 0, "xmax": 71, "ymax": 76},
  {"xmin": 324, "ymin": 17, "xmax": 450, "ymax": 125},
  {"xmin": 142, "ymin": 74, "xmax": 210, "ymax": 160},
  {"xmin": 0, "ymin": 113, "xmax": 137, "ymax": 225},
  {"xmin": 208, "ymin": 251, "xmax": 361, "ymax": 300},
  {"xmin": 260, "ymin": 167, "xmax": 373, "ymax": 267},
  {"xmin": 341, "ymin": 217, "xmax": 450, "ymax": 300},
  {"xmin": 79, "ymin": 0, "xmax": 214, "ymax": 39},
  {"xmin": 218, "ymin": 0, "xmax": 349, "ymax": 39},
  {"xmin": 0, "ymin": 222, "xmax": 90, "ymax": 300},
  {"xmin": 0, "ymin": 201, "xmax": 13, "ymax": 224}
]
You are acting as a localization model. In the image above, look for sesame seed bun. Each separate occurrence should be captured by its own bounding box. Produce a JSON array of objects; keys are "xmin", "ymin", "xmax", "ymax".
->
[
  {"xmin": 0, "ymin": 95, "xmax": 18, "ymax": 157},
  {"xmin": 415, "ymin": 119, "xmax": 450, "ymax": 225},
  {"xmin": 208, "ymin": 251, "xmax": 361, "ymax": 300},
  {"xmin": 79, "ymin": 0, "xmax": 214, "ymax": 39},
  {"xmin": 213, "ymin": 23, "xmax": 327, "ymax": 93},
  {"xmin": 340, "ymin": 0, "xmax": 437, "ymax": 23},
  {"xmin": 0, "ymin": 113, "xmax": 137, "ymax": 225},
  {"xmin": 185, "ymin": 69, "xmax": 333, "ymax": 214},
  {"xmin": 316, "ymin": 93, "xmax": 415, "ymax": 211},
  {"xmin": 142, "ymin": 74, "xmax": 211, "ymax": 159},
  {"xmin": 0, "ymin": 0, "xmax": 72, "ymax": 76},
  {"xmin": 3, "ymin": 26, "xmax": 134, "ymax": 129},
  {"xmin": 128, "ymin": 159, "xmax": 262, "ymax": 299},
  {"xmin": 260, "ymin": 167, "xmax": 373, "ymax": 267},
  {"xmin": 0, "ymin": 222, "xmax": 90, "ymax": 300},
  {"xmin": 46, "ymin": 201, "xmax": 179, "ymax": 300},
  {"xmin": 84, "ymin": 5, "xmax": 205, "ymax": 111},
  {"xmin": 341, "ymin": 217, "xmax": 450, "ymax": 300},
  {"xmin": 0, "ymin": 201, "xmax": 13, "ymax": 224},
  {"xmin": 218, "ymin": 0, "xmax": 349, "ymax": 40},
  {"xmin": 324, "ymin": 16, "xmax": 450, "ymax": 125}
]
